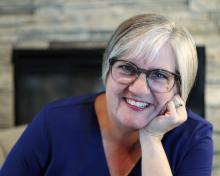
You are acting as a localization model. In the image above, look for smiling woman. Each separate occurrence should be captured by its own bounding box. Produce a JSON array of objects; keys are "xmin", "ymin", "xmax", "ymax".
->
[
  {"xmin": 105, "ymin": 43, "xmax": 179, "ymax": 130},
  {"xmin": 0, "ymin": 14, "xmax": 212, "ymax": 176}
]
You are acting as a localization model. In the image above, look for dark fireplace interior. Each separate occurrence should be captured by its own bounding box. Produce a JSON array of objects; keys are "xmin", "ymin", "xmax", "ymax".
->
[{"xmin": 13, "ymin": 47, "xmax": 205, "ymax": 125}]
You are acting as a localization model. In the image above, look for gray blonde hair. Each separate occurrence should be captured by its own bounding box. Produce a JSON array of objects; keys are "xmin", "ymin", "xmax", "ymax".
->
[{"xmin": 102, "ymin": 14, "xmax": 198, "ymax": 102}]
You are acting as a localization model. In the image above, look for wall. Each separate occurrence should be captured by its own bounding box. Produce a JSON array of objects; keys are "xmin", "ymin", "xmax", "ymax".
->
[{"xmin": 0, "ymin": 0, "xmax": 219, "ymax": 174}]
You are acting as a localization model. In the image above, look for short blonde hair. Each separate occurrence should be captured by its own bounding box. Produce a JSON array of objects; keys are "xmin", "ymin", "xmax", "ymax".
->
[{"xmin": 102, "ymin": 14, "xmax": 198, "ymax": 101}]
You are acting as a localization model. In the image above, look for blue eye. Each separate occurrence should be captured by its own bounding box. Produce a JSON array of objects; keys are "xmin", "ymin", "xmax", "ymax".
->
[
  {"xmin": 118, "ymin": 64, "xmax": 137, "ymax": 75},
  {"xmin": 150, "ymin": 70, "xmax": 169, "ymax": 80}
]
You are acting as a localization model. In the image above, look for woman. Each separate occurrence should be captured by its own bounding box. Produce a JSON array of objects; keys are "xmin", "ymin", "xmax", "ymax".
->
[{"xmin": 0, "ymin": 14, "xmax": 213, "ymax": 176}]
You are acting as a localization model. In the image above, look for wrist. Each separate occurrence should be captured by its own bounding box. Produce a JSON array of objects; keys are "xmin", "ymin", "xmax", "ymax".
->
[{"xmin": 139, "ymin": 129, "xmax": 164, "ymax": 144}]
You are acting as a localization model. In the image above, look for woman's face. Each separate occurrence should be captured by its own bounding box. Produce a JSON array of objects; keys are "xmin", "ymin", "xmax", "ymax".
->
[{"xmin": 105, "ymin": 44, "xmax": 178, "ymax": 131}]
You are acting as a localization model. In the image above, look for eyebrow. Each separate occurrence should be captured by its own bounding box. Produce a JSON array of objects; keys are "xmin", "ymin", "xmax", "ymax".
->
[{"xmin": 123, "ymin": 59, "xmax": 177, "ymax": 75}]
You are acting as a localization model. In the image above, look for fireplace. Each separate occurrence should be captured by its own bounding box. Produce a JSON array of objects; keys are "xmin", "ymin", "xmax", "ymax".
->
[{"xmin": 12, "ymin": 47, "xmax": 205, "ymax": 125}]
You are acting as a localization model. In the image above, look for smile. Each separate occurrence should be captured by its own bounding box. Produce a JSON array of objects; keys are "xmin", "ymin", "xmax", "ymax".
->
[{"xmin": 125, "ymin": 98, "xmax": 149, "ymax": 109}]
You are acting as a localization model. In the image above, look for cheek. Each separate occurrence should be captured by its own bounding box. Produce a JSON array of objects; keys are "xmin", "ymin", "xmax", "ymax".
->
[
  {"xmin": 105, "ymin": 78, "xmax": 117, "ymax": 101},
  {"xmin": 105, "ymin": 76, "xmax": 127, "ymax": 96},
  {"xmin": 105, "ymin": 77, "xmax": 123, "ymax": 108}
]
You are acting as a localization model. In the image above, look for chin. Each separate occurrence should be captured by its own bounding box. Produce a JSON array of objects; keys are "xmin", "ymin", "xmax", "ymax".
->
[
  {"xmin": 133, "ymin": 122, "xmax": 149, "ymax": 130},
  {"xmin": 120, "ymin": 117, "xmax": 149, "ymax": 131}
]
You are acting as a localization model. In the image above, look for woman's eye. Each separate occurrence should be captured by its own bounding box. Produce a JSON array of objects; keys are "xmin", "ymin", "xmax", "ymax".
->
[
  {"xmin": 151, "ymin": 71, "xmax": 168, "ymax": 80},
  {"xmin": 118, "ymin": 64, "xmax": 136, "ymax": 75}
]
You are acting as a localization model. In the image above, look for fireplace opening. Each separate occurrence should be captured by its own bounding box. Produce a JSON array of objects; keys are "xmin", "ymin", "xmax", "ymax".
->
[
  {"xmin": 13, "ymin": 48, "xmax": 105, "ymax": 125},
  {"xmin": 12, "ymin": 47, "xmax": 205, "ymax": 125}
]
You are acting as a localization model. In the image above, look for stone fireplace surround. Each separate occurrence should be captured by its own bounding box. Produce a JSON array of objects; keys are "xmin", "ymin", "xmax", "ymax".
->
[
  {"xmin": 0, "ymin": 0, "xmax": 219, "ymax": 128},
  {"xmin": 0, "ymin": 0, "xmax": 219, "ymax": 174}
]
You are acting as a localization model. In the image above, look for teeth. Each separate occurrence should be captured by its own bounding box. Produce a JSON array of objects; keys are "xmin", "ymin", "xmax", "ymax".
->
[{"xmin": 126, "ymin": 99, "xmax": 148, "ymax": 108}]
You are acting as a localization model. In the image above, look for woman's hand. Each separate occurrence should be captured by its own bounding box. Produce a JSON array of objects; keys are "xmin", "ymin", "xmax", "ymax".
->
[{"xmin": 140, "ymin": 95, "xmax": 187, "ymax": 140}]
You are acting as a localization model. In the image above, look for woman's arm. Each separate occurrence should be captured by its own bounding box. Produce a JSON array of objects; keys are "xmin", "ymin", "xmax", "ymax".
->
[
  {"xmin": 139, "ymin": 95, "xmax": 187, "ymax": 176},
  {"xmin": 140, "ymin": 133, "xmax": 172, "ymax": 176}
]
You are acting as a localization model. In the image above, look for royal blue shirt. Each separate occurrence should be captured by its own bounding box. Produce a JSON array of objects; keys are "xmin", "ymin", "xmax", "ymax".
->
[{"xmin": 0, "ymin": 93, "xmax": 213, "ymax": 176}]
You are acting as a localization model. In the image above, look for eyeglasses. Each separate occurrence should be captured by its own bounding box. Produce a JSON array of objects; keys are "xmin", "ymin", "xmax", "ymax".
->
[{"xmin": 109, "ymin": 58, "xmax": 181, "ymax": 93}]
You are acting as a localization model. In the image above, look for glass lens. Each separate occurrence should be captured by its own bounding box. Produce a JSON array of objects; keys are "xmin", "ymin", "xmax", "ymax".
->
[
  {"xmin": 148, "ymin": 70, "xmax": 175, "ymax": 92},
  {"xmin": 111, "ymin": 60, "xmax": 137, "ymax": 84}
]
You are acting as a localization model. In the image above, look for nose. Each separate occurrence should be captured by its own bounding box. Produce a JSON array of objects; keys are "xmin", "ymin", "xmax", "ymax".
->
[{"xmin": 128, "ymin": 73, "xmax": 151, "ymax": 95}]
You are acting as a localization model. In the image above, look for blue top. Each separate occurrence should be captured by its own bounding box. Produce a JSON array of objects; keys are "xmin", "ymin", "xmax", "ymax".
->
[{"xmin": 0, "ymin": 93, "xmax": 213, "ymax": 176}]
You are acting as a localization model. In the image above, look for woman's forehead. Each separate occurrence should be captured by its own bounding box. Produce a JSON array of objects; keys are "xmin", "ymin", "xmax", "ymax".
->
[{"xmin": 120, "ymin": 44, "xmax": 177, "ymax": 72}]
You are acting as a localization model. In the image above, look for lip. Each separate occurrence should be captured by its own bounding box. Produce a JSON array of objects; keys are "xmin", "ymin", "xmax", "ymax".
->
[{"xmin": 124, "ymin": 97, "xmax": 150, "ymax": 111}]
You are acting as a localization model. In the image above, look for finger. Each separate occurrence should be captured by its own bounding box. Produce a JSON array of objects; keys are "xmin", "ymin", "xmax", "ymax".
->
[
  {"xmin": 164, "ymin": 97, "xmax": 184, "ymax": 121},
  {"xmin": 172, "ymin": 95, "xmax": 187, "ymax": 122},
  {"xmin": 173, "ymin": 95, "xmax": 184, "ymax": 109},
  {"xmin": 163, "ymin": 100, "xmax": 176, "ymax": 117}
]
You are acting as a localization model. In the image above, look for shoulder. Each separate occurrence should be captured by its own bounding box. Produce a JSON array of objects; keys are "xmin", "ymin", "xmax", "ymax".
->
[
  {"xmin": 40, "ymin": 93, "xmax": 98, "ymax": 120},
  {"xmin": 28, "ymin": 92, "xmax": 101, "ymax": 135},
  {"xmin": 185, "ymin": 109, "xmax": 213, "ymax": 138},
  {"xmin": 163, "ymin": 109, "xmax": 213, "ymax": 173},
  {"xmin": 45, "ymin": 93, "xmax": 97, "ymax": 111},
  {"xmin": 170, "ymin": 108, "xmax": 213, "ymax": 141},
  {"xmin": 163, "ymin": 108, "xmax": 213, "ymax": 151}
]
